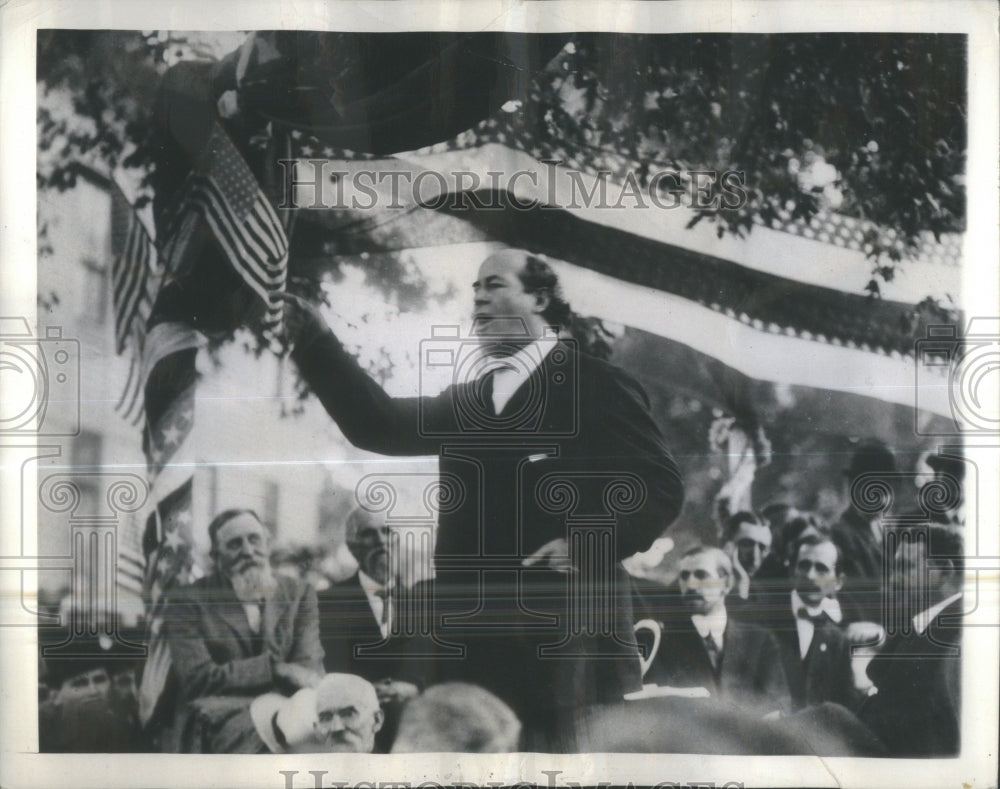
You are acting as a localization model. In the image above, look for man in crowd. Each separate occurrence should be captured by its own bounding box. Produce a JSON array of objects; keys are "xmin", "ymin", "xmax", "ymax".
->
[
  {"xmin": 833, "ymin": 440, "xmax": 897, "ymax": 621},
  {"xmin": 722, "ymin": 511, "xmax": 773, "ymax": 605},
  {"xmin": 248, "ymin": 673, "xmax": 383, "ymax": 754},
  {"xmin": 769, "ymin": 535, "xmax": 860, "ymax": 711},
  {"xmin": 643, "ymin": 545, "xmax": 790, "ymax": 717},
  {"xmin": 282, "ymin": 249, "xmax": 684, "ymax": 750},
  {"xmin": 317, "ymin": 506, "xmax": 419, "ymax": 749},
  {"xmin": 164, "ymin": 509, "xmax": 324, "ymax": 752},
  {"xmin": 860, "ymin": 525, "xmax": 964, "ymax": 756},
  {"xmin": 919, "ymin": 451, "xmax": 966, "ymax": 527}
]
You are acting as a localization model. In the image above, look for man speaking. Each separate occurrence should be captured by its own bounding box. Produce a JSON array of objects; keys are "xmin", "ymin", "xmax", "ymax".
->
[{"xmin": 282, "ymin": 249, "xmax": 684, "ymax": 750}]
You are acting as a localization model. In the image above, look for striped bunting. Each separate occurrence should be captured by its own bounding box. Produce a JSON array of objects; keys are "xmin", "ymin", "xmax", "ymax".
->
[{"xmin": 285, "ymin": 128, "xmax": 960, "ymax": 417}]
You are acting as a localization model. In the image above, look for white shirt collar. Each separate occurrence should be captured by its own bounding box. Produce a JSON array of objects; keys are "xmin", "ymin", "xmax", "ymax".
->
[
  {"xmin": 357, "ymin": 569, "xmax": 388, "ymax": 596},
  {"xmin": 485, "ymin": 338, "xmax": 557, "ymax": 414},
  {"xmin": 913, "ymin": 592, "xmax": 962, "ymax": 635},
  {"xmin": 790, "ymin": 589, "xmax": 842, "ymax": 660},
  {"xmin": 691, "ymin": 608, "xmax": 727, "ymax": 647},
  {"xmin": 790, "ymin": 589, "xmax": 843, "ymax": 624}
]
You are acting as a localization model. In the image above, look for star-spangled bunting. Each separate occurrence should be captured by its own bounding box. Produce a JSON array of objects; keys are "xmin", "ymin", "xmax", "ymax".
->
[{"xmin": 137, "ymin": 324, "xmax": 202, "ymax": 727}]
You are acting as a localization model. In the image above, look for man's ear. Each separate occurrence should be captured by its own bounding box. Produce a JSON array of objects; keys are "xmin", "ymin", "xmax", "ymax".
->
[
  {"xmin": 372, "ymin": 708, "xmax": 384, "ymax": 733},
  {"xmin": 938, "ymin": 557, "xmax": 960, "ymax": 588},
  {"xmin": 532, "ymin": 289, "xmax": 551, "ymax": 315}
]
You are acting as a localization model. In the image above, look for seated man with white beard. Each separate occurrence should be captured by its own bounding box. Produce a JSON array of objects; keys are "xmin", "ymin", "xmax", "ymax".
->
[{"xmin": 164, "ymin": 509, "xmax": 325, "ymax": 752}]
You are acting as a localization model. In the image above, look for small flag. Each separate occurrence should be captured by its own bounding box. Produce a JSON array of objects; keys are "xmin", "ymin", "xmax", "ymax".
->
[
  {"xmin": 161, "ymin": 122, "xmax": 289, "ymax": 332},
  {"xmin": 110, "ymin": 186, "xmax": 160, "ymax": 423}
]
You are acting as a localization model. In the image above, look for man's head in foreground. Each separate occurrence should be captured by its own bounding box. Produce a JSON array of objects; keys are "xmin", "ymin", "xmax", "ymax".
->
[
  {"xmin": 677, "ymin": 546, "xmax": 733, "ymax": 616},
  {"xmin": 391, "ymin": 682, "xmax": 521, "ymax": 753},
  {"xmin": 314, "ymin": 673, "xmax": 383, "ymax": 753},
  {"xmin": 251, "ymin": 673, "xmax": 382, "ymax": 754},
  {"xmin": 472, "ymin": 249, "xmax": 570, "ymax": 344},
  {"xmin": 209, "ymin": 509, "xmax": 274, "ymax": 603}
]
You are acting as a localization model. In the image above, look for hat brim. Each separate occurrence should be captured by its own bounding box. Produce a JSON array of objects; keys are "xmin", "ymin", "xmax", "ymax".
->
[
  {"xmin": 926, "ymin": 454, "xmax": 964, "ymax": 472},
  {"xmin": 249, "ymin": 693, "xmax": 289, "ymax": 753}
]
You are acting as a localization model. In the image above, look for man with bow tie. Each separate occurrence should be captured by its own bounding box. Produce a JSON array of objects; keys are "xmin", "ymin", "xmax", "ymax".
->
[
  {"xmin": 282, "ymin": 249, "xmax": 684, "ymax": 750},
  {"xmin": 644, "ymin": 546, "xmax": 790, "ymax": 717},
  {"xmin": 164, "ymin": 509, "xmax": 325, "ymax": 752},
  {"xmin": 769, "ymin": 535, "xmax": 862, "ymax": 711}
]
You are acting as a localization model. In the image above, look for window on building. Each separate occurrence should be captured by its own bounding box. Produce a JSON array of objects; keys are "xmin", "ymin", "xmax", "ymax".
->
[{"xmin": 71, "ymin": 431, "xmax": 103, "ymax": 516}]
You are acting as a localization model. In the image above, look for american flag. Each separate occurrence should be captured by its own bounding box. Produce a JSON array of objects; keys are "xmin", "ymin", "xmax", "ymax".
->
[
  {"xmin": 110, "ymin": 186, "xmax": 159, "ymax": 424},
  {"xmin": 161, "ymin": 122, "xmax": 289, "ymax": 332}
]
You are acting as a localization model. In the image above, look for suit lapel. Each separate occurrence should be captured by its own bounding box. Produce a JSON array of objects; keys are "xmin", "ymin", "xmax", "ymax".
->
[
  {"xmin": 494, "ymin": 341, "xmax": 567, "ymax": 419},
  {"xmin": 718, "ymin": 620, "xmax": 740, "ymax": 687},
  {"xmin": 681, "ymin": 619, "xmax": 720, "ymax": 689},
  {"xmin": 263, "ymin": 580, "xmax": 292, "ymax": 646},
  {"xmin": 350, "ymin": 573, "xmax": 384, "ymax": 640},
  {"xmin": 494, "ymin": 359, "xmax": 535, "ymax": 419},
  {"xmin": 208, "ymin": 574, "xmax": 256, "ymax": 651},
  {"xmin": 772, "ymin": 613, "xmax": 808, "ymax": 702}
]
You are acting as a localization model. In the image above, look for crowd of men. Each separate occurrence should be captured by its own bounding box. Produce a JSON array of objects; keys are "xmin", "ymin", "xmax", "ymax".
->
[{"xmin": 39, "ymin": 250, "xmax": 966, "ymax": 757}]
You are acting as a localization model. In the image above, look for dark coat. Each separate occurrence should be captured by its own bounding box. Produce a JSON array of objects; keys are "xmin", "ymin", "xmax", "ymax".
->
[
  {"xmin": 832, "ymin": 508, "xmax": 885, "ymax": 622},
  {"xmin": 293, "ymin": 331, "xmax": 684, "ymax": 749},
  {"xmin": 768, "ymin": 605, "xmax": 862, "ymax": 712},
  {"xmin": 643, "ymin": 613, "xmax": 792, "ymax": 716},
  {"xmin": 860, "ymin": 596, "xmax": 962, "ymax": 757},
  {"xmin": 317, "ymin": 573, "xmax": 405, "ymax": 681},
  {"xmin": 165, "ymin": 571, "xmax": 324, "ymax": 703}
]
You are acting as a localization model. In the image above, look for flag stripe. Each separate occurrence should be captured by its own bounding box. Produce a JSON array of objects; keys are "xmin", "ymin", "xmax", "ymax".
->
[
  {"xmin": 194, "ymin": 197, "xmax": 277, "ymax": 298},
  {"xmin": 112, "ymin": 203, "xmax": 156, "ymax": 354}
]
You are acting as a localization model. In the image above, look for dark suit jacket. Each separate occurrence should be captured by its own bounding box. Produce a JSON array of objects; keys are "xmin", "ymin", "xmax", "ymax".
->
[
  {"xmin": 833, "ymin": 508, "xmax": 884, "ymax": 622},
  {"xmin": 644, "ymin": 613, "xmax": 792, "ymax": 716},
  {"xmin": 860, "ymin": 596, "xmax": 962, "ymax": 757},
  {"xmin": 293, "ymin": 331, "xmax": 684, "ymax": 748},
  {"xmin": 768, "ymin": 605, "xmax": 861, "ymax": 712},
  {"xmin": 317, "ymin": 574, "xmax": 401, "ymax": 681},
  {"xmin": 165, "ymin": 572, "xmax": 324, "ymax": 703}
]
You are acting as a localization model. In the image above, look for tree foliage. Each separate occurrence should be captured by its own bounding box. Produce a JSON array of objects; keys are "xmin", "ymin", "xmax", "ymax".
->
[{"xmin": 528, "ymin": 34, "xmax": 964, "ymax": 296}]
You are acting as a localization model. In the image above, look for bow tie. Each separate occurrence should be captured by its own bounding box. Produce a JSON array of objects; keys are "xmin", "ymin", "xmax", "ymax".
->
[{"xmin": 796, "ymin": 607, "xmax": 830, "ymax": 625}]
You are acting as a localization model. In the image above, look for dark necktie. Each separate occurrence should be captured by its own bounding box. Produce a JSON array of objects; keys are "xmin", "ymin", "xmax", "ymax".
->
[
  {"xmin": 477, "ymin": 371, "xmax": 496, "ymax": 415},
  {"xmin": 374, "ymin": 587, "xmax": 392, "ymax": 631},
  {"xmin": 703, "ymin": 634, "xmax": 721, "ymax": 673}
]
